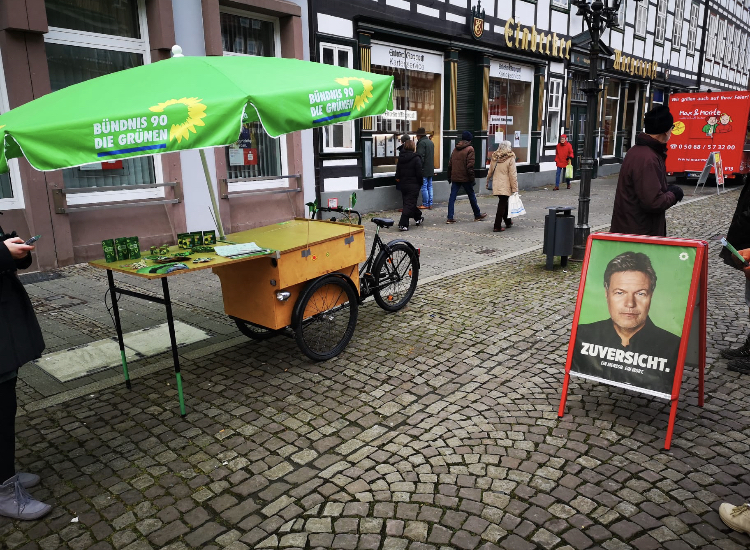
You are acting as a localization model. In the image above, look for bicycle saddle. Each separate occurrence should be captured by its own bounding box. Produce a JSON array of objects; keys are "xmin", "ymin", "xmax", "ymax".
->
[{"xmin": 371, "ymin": 218, "xmax": 394, "ymax": 228}]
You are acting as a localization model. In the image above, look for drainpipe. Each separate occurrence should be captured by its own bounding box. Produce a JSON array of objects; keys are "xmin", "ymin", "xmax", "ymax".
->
[{"xmin": 695, "ymin": 0, "xmax": 711, "ymax": 90}]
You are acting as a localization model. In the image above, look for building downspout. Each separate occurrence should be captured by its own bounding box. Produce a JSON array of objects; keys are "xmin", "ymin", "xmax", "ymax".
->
[{"xmin": 695, "ymin": 0, "xmax": 711, "ymax": 90}]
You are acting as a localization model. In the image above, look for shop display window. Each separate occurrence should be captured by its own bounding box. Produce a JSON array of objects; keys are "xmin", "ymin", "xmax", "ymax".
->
[
  {"xmin": 602, "ymin": 80, "xmax": 620, "ymax": 157},
  {"xmin": 621, "ymin": 84, "xmax": 638, "ymax": 155},
  {"xmin": 486, "ymin": 68, "xmax": 533, "ymax": 164},
  {"xmin": 370, "ymin": 45, "xmax": 442, "ymax": 175},
  {"xmin": 44, "ymin": 1, "xmax": 159, "ymax": 192},
  {"xmin": 222, "ymin": 11, "xmax": 283, "ymax": 181}
]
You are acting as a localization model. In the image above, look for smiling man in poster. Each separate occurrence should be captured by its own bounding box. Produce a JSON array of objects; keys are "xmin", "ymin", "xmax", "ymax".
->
[{"xmin": 572, "ymin": 251, "xmax": 681, "ymax": 396}]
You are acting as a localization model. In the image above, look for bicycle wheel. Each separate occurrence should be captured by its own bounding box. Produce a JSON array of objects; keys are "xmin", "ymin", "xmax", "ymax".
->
[
  {"xmin": 233, "ymin": 318, "xmax": 280, "ymax": 340},
  {"xmin": 372, "ymin": 242, "xmax": 419, "ymax": 312},
  {"xmin": 294, "ymin": 275, "xmax": 358, "ymax": 361}
]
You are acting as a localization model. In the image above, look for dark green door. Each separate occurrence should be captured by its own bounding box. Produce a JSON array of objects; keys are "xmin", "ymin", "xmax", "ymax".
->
[{"xmin": 570, "ymin": 104, "xmax": 587, "ymax": 179}]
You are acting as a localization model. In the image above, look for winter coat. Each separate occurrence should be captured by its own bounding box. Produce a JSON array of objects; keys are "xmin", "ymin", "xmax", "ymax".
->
[
  {"xmin": 610, "ymin": 133, "xmax": 677, "ymax": 237},
  {"xmin": 0, "ymin": 234, "xmax": 45, "ymax": 376},
  {"xmin": 395, "ymin": 150, "xmax": 423, "ymax": 189},
  {"xmin": 487, "ymin": 149, "xmax": 518, "ymax": 197},
  {"xmin": 555, "ymin": 141, "xmax": 574, "ymax": 168},
  {"xmin": 721, "ymin": 176, "xmax": 750, "ymax": 269},
  {"xmin": 447, "ymin": 140, "xmax": 475, "ymax": 184},
  {"xmin": 415, "ymin": 136, "xmax": 435, "ymax": 178}
]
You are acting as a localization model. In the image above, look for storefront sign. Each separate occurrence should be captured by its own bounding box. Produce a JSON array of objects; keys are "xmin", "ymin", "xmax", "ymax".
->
[
  {"xmin": 381, "ymin": 109, "xmax": 418, "ymax": 121},
  {"xmin": 612, "ymin": 50, "xmax": 658, "ymax": 79},
  {"xmin": 490, "ymin": 115, "xmax": 514, "ymax": 125},
  {"xmin": 371, "ymin": 43, "xmax": 444, "ymax": 74},
  {"xmin": 471, "ymin": 1, "xmax": 485, "ymax": 40},
  {"xmin": 489, "ymin": 60, "xmax": 534, "ymax": 83},
  {"xmin": 502, "ymin": 18, "xmax": 571, "ymax": 60},
  {"xmin": 571, "ymin": 52, "xmax": 590, "ymax": 68}
]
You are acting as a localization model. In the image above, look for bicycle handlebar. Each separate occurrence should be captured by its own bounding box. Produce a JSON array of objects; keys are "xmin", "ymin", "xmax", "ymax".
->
[{"xmin": 313, "ymin": 206, "xmax": 362, "ymax": 225}]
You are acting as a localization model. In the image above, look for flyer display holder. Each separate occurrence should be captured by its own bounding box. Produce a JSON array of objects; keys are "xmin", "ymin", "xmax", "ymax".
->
[
  {"xmin": 558, "ymin": 233, "xmax": 708, "ymax": 450},
  {"xmin": 693, "ymin": 152, "xmax": 726, "ymax": 196}
]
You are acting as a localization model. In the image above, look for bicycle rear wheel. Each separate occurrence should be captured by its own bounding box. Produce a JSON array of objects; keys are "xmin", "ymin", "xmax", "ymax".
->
[
  {"xmin": 293, "ymin": 275, "xmax": 358, "ymax": 361},
  {"xmin": 372, "ymin": 242, "xmax": 419, "ymax": 312}
]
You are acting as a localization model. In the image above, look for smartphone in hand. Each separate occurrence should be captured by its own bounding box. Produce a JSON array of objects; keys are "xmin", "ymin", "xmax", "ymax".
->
[{"xmin": 24, "ymin": 235, "xmax": 41, "ymax": 246}]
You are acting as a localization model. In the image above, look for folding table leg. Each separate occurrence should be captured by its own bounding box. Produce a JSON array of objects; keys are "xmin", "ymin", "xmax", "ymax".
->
[
  {"xmin": 107, "ymin": 270, "xmax": 131, "ymax": 389},
  {"xmin": 161, "ymin": 277, "xmax": 186, "ymax": 417}
]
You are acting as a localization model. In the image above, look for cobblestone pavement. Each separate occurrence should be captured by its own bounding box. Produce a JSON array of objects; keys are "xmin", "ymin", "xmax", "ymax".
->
[{"xmin": 3, "ymin": 183, "xmax": 750, "ymax": 550}]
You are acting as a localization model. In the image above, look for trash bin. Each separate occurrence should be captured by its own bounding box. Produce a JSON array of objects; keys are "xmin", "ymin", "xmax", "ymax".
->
[{"xmin": 543, "ymin": 206, "xmax": 575, "ymax": 270}]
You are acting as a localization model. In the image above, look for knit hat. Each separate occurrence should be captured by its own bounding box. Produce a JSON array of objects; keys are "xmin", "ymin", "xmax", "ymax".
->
[
  {"xmin": 400, "ymin": 134, "xmax": 410, "ymax": 143},
  {"xmin": 644, "ymin": 105, "xmax": 674, "ymax": 135},
  {"xmin": 462, "ymin": 131, "xmax": 473, "ymax": 141}
]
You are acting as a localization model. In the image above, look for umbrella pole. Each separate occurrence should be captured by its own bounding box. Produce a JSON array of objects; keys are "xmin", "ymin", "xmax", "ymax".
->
[{"xmin": 199, "ymin": 148, "xmax": 226, "ymax": 241}]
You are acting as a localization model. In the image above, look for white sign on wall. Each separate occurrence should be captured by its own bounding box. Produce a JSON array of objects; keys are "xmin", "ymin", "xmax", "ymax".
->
[
  {"xmin": 371, "ymin": 42, "xmax": 444, "ymax": 74},
  {"xmin": 381, "ymin": 109, "xmax": 418, "ymax": 121},
  {"xmin": 490, "ymin": 60, "xmax": 534, "ymax": 82},
  {"xmin": 490, "ymin": 115, "xmax": 514, "ymax": 125}
]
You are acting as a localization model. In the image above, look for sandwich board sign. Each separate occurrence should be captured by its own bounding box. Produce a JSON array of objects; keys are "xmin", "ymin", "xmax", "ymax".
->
[
  {"xmin": 558, "ymin": 233, "xmax": 708, "ymax": 450},
  {"xmin": 693, "ymin": 151, "xmax": 725, "ymax": 195}
]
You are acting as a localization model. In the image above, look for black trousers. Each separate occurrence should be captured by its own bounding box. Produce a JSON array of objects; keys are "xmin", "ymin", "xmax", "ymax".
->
[
  {"xmin": 399, "ymin": 184, "xmax": 423, "ymax": 228},
  {"xmin": 494, "ymin": 195, "xmax": 511, "ymax": 230},
  {"xmin": 0, "ymin": 375, "xmax": 17, "ymax": 482}
]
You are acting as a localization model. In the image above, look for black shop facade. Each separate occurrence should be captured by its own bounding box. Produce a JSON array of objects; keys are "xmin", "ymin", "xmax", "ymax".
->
[{"xmin": 308, "ymin": 0, "xmax": 575, "ymax": 211}]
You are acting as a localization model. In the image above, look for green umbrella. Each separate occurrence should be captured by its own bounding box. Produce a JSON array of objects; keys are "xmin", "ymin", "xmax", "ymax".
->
[{"xmin": 0, "ymin": 51, "xmax": 394, "ymax": 238}]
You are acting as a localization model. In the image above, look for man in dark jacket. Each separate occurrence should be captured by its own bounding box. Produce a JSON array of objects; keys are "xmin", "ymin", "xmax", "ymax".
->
[
  {"xmin": 609, "ymin": 105, "xmax": 684, "ymax": 236},
  {"xmin": 446, "ymin": 131, "xmax": 487, "ymax": 224},
  {"xmin": 717, "ymin": 177, "xmax": 750, "ymax": 374},
  {"xmin": 415, "ymin": 128, "xmax": 435, "ymax": 209},
  {"xmin": 0, "ymin": 226, "xmax": 50, "ymax": 520},
  {"xmin": 395, "ymin": 136, "xmax": 425, "ymax": 231}
]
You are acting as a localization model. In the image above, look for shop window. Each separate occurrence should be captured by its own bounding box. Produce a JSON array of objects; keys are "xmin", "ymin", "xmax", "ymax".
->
[
  {"xmin": 672, "ymin": 0, "xmax": 684, "ymax": 47},
  {"xmin": 370, "ymin": 43, "xmax": 443, "ymax": 176},
  {"xmin": 571, "ymin": 74, "xmax": 587, "ymax": 102},
  {"xmin": 635, "ymin": 2, "xmax": 648, "ymax": 37},
  {"xmin": 44, "ymin": 0, "xmax": 161, "ymax": 198},
  {"xmin": 601, "ymin": 80, "xmax": 620, "ymax": 157},
  {"xmin": 621, "ymin": 85, "xmax": 638, "ymax": 155},
  {"xmin": 221, "ymin": 11, "xmax": 284, "ymax": 182},
  {"xmin": 706, "ymin": 14, "xmax": 718, "ymax": 59},
  {"xmin": 320, "ymin": 43, "xmax": 354, "ymax": 153},
  {"xmin": 717, "ymin": 19, "xmax": 726, "ymax": 61},
  {"xmin": 546, "ymin": 79, "xmax": 563, "ymax": 145},
  {"xmin": 652, "ymin": 89, "xmax": 665, "ymax": 107},
  {"xmin": 486, "ymin": 60, "xmax": 534, "ymax": 165},
  {"xmin": 655, "ymin": 0, "xmax": 667, "ymax": 43}
]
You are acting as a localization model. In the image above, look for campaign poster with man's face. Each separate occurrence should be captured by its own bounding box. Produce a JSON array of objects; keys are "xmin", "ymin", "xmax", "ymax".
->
[{"xmin": 570, "ymin": 240, "xmax": 697, "ymax": 398}]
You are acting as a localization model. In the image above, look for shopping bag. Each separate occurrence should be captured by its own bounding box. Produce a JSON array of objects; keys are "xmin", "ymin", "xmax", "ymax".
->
[
  {"xmin": 565, "ymin": 163, "xmax": 573, "ymax": 179},
  {"xmin": 508, "ymin": 192, "xmax": 526, "ymax": 218}
]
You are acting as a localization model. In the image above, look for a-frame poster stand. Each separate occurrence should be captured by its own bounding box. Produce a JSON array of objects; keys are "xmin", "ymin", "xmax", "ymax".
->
[
  {"xmin": 558, "ymin": 234, "xmax": 708, "ymax": 450},
  {"xmin": 693, "ymin": 152, "xmax": 725, "ymax": 196}
]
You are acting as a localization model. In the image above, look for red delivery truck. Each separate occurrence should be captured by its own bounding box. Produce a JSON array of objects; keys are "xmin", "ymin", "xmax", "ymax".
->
[{"xmin": 666, "ymin": 91, "xmax": 750, "ymax": 182}]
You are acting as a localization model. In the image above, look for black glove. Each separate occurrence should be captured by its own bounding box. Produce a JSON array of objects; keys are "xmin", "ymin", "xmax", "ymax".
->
[{"xmin": 667, "ymin": 184, "xmax": 684, "ymax": 203}]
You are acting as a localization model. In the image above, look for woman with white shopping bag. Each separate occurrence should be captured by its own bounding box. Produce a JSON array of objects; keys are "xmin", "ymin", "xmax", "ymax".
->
[{"xmin": 486, "ymin": 140, "xmax": 519, "ymax": 232}]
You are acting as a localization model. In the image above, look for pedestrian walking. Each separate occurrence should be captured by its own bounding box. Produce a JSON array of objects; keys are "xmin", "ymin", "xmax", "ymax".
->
[
  {"xmin": 415, "ymin": 128, "xmax": 435, "ymax": 210},
  {"xmin": 486, "ymin": 140, "xmax": 518, "ymax": 232},
  {"xmin": 554, "ymin": 134, "xmax": 574, "ymax": 190},
  {"xmin": 718, "ymin": 175, "xmax": 750, "ymax": 374},
  {"xmin": 0, "ymin": 226, "xmax": 50, "ymax": 520},
  {"xmin": 395, "ymin": 136, "xmax": 424, "ymax": 231},
  {"xmin": 609, "ymin": 104, "xmax": 684, "ymax": 236},
  {"xmin": 446, "ymin": 131, "xmax": 487, "ymax": 224}
]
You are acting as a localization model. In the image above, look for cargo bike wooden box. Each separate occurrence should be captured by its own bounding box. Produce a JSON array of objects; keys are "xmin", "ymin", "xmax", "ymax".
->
[{"xmin": 90, "ymin": 214, "xmax": 419, "ymax": 415}]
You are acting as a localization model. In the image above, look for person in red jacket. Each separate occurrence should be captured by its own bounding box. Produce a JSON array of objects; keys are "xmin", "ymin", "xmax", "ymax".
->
[{"xmin": 554, "ymin": 134, "xmax": 574, "ymax": 190}]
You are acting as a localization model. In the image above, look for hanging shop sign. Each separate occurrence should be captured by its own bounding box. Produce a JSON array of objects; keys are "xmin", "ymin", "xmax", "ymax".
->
[
  {"xmin": 381, "ymin": 109, "xmax": 418, "ymax": 121},
  {"xmin": 489, "ymin": 60, "xmax": 534, "ymax": 82},
  {"xmin": 370, "ymin": 42, "xmax": 444, "ymax": 74},
  {"xmin": 570, "ymin": 52, "xmax": 591, "ymax": 68},
  {"xmin": 612, "ymin": 50, "xmax": 658, "ymax": 79},
  {"xmin": 471, "ymin": 1, "xmax": 486, "ymax": 40},
  {"xmin": 502, "ymin": 18, "xmax": 571, "ymax": 60}
]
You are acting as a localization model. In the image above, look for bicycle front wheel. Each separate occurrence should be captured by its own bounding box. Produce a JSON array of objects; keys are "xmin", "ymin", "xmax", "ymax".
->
[
  {"xmin": 373, "ymin": 242, "xmax": 419, "ymax": 312},
  {"xmin": 294, "ymin": 275, "xmax": 358, "ymax": 361}
]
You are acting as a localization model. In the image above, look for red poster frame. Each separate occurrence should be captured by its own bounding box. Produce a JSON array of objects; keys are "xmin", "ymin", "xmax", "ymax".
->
[{"xmin": 558, "ymin": 233, "xmax": 708, "ymax": 450}]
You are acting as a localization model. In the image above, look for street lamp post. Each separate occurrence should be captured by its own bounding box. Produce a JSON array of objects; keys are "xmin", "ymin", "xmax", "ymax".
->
[{"xmin": 570, "ymin": 0, "xmax": 634, "ymax": 261}]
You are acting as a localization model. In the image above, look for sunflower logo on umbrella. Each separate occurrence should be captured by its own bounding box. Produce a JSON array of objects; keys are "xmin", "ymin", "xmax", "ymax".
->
[{"xmin": 149, "ymin": 97, "xmax": 207, "ymax": 143}]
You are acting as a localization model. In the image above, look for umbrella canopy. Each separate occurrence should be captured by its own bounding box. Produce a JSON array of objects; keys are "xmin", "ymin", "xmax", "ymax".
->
[{"xmin": 0, "ymin": 55, "xmax": 394, "ymax": 173}]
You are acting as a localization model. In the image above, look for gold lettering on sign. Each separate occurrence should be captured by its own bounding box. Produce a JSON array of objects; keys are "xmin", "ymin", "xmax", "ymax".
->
[
  {"xmin": 612, "ymin": 50, "xmax": 659, "ymax": 79},
  {"xmin": 502, "ymin": 18, "xmax": 570, "ymax": 59}
]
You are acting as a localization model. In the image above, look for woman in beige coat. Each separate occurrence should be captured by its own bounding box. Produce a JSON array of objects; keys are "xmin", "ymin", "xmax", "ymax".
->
[{"xmin": 486, "ymin": 141, "xmax": 518, "ymax": 232}]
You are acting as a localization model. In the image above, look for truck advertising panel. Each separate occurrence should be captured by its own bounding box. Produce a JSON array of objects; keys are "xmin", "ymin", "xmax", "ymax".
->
[{"xmin": 666, "ymin": 91, "xmax": 750, "ymax": 178}]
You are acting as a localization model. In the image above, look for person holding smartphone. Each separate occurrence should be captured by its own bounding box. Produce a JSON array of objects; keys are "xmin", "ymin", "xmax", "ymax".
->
[{"xmin": 0, "ymin": 229, "xmax": 50, "ymax": 520}]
